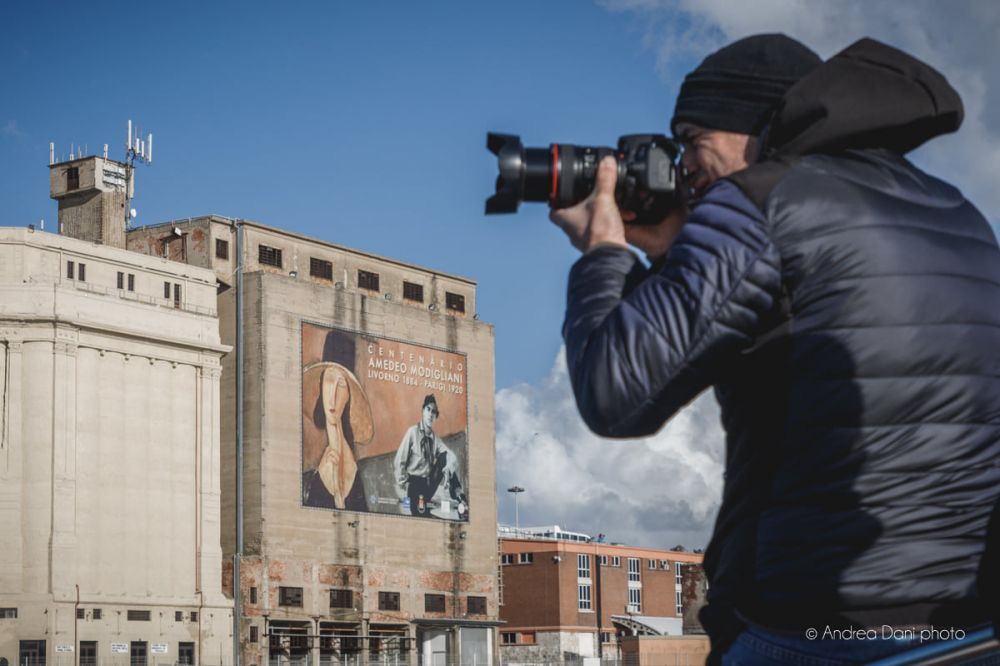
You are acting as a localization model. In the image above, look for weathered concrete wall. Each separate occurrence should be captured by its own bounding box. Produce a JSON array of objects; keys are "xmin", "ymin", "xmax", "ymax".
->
[
  {"xmin": 127, "ymin": 218, "xmax": 499, "ymax": 665},
  {"xmin": 0, "ymin": 228, "xmax": 233, "ymax": 666},
  {"xmin": 50, "ymin": 157, "xmax": 129, "ymax": 249},
  {"xmin": 501, "ymin": 630, "xmax": 598, "ymax": 664}
]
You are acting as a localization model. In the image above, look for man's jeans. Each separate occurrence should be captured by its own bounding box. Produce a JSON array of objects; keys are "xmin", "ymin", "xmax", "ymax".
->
[{"xmin": 721, "ymin": 625, "xmax": 922, "ymax": 665}]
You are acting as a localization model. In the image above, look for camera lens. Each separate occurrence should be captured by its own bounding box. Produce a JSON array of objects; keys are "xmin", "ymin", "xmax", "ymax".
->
[
  {"xmin": 486, "ymin": 131, "xmax": 680, "ymax": 224},
  {"xmin": 486, "ymin": 133, "xmax": 614, "ymax": 214}
]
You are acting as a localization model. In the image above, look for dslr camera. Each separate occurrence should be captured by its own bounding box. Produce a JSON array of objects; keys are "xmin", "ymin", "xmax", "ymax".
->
[{"xmin": 485, "ymin": 132, "xmax": 683, "ymax": 225}]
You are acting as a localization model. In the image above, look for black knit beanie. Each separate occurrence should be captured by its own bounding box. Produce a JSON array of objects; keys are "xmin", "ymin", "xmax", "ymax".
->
[{"xmin": 671, "ymin": 34, "xmax": 822, "ymax": 136}]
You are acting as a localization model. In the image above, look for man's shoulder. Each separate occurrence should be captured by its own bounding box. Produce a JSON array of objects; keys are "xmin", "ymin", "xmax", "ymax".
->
[
  {"xmin": 685, "ymin": 175, "xmax": 772, "ymax": 238},
  {"xmin": 722, "ymin": 159, "xmax": 798, "ymax": 213}
]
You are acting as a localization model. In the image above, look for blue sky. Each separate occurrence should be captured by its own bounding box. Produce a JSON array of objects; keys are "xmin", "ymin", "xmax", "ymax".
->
[
  {"xmin": 3, "ymin": 1, "xmax": 998, "ymax": 548},
  {"xmin": 0, "ymin": 1, "xmax": 702, "ymax": 391}
]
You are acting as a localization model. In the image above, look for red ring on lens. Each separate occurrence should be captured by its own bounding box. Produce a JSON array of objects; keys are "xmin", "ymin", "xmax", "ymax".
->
[{"xmin": 551, "ymin": 144, "xmax": 560, "ymax": 202}]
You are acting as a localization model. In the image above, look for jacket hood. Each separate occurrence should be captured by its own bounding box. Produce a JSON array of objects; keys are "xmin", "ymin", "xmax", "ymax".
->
[{"xmin": 764, "ymin": 38, "xmax": 963, "ymax": 157}]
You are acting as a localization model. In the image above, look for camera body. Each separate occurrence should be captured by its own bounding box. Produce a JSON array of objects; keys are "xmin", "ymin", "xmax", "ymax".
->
[{"xmin": 486, "ymin": 132, "xmax": 682, "ymax": 225}]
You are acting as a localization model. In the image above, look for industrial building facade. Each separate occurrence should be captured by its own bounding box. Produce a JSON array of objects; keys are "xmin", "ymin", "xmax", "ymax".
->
[
  {"xmin": 1, "ymin": 152, "xmax": 498, "ymax": 666},
  {"xmin": 498, "ymin": 533, "xmax": 708, "ymax": 665},
  {"xmin": 128, "ymin": 216, "xmax": 500, "ymax": 666},
  {"xmin": 0, "ymin": 206, "xmax": 232, "ymax": 666}
]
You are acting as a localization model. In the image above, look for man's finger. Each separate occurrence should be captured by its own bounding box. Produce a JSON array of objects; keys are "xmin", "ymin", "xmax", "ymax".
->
[{"xmin": 594, "ymin": 156, "xmax": 618, "ymax": 197}]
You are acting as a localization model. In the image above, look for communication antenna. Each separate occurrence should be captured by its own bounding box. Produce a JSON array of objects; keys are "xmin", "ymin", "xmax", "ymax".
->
[
  {"xmin": 126, "ymin": 119, "xmax": 153, "ymax": 166},
  {"xmin": 124, "ymin": 119, "xmax": 155, "ymax": 228}
]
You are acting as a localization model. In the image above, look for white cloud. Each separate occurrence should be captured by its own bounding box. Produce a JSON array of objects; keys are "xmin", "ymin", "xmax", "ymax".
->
[
  {"xmin": 495, "ymin": 347, "xmax": 724, "ymax": 551},
  {"xmin": 598, "ymin": 0, "xmax": 1000, "ymax": 228},
  {"xmin": 2, "ymin": 119, "xmax": 26, "ymax": 139}
]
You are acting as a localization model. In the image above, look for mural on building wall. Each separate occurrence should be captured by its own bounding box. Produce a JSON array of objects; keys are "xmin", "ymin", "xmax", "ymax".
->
[{"xmin": 301, "ymin": 322, "xmax": 470, "ymax": 521}]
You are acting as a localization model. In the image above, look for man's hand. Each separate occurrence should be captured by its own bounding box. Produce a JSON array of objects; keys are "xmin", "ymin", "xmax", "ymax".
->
[
  {"xmin": 550, "ymin": 156, "xmax": 628, "ymax": 253},
  {"xmin": 550, "ymin": 155, "xmax": 688, "ymax": 260}
]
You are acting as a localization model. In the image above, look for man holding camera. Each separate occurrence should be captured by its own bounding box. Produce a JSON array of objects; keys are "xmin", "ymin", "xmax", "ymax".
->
[{"xmin": 553, "ymin": 35, "xmax": 1000, "ymax": 663}]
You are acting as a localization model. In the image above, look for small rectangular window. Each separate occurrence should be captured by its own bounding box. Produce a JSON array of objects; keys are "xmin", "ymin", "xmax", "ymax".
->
[
  {"xmin": 131, "ymin": 641, "xmax": 147, "ymax": 666},
  {"xmin": 467, "ymin": 596, "xmax": 486, "ymax": 615},
  {"xmin": 601, "ymin": 632, "xmax": 612, "ymax": 644},
  {"xmin": 403, "ymin": 281, "xmax": 424, "ymax": 303},
  {"xmin": 330, "ymin": 589, "xmax": 353, "ymax": 609},
  {"xmin": 310, "ymin": 257, "xmax": 333, "ymax": 280},
  {"xmin": 76, "ymin": 608, "xmax": 85, "ymax": 619},
  {"xmin": 67, "ymin": 167, "xmax": 80, "ymax": 190},
  {"xmin": 612, "ymin": 556, "xmax": 621, "ymax": 567},
  {"xmin": 279, "ymin": 586, "xmax": 303, "ymax": 607},
  {"xmin": 92, "ymin": 608, "xmax": 102, "ymax": 620},
  {"xmin": 378, "ymin": 591, "xmax": 400, "ymax": 611},
  {"xmin": 78, "ymin": 263, "xmax": 86, "ymax": 282},
  {"xmin": 500, "ymin": 553, "xmax": 514, "ymax": 565},
  {"xmin": 445, "ymin": 292, "xmax": 465, "ymax": 313},
  {"xmin": 79, "ymin": 641, "xmax": 97, "ymax": 666},
  {"xmin": 501, "ymin": 632, "xmax": 516, "ymax": 645},
  {"xmin": 117, "ymin": 272, "xmax": 124, "ymax": 289},
  {"xmin": 164, "ymin": 281, "xmax": 171, "ymax": 298},
  {"xmin": 628, "ymin": 557, "xmax": 640, "ymax": 581},
  {"xmin": 250, "ymin": 586, "xmax": 257, "ymax": 605},
  {"xmin": 178, "ymin": 642, "xmax": 194, "ymax": 666},
  {"xmin": 649, "ymin": 559, "xmax": 657, "ymax": 570},
  {"xmin": 216, "ymin": 239, "xmax": 229, "ymax": 260},
  {"xmin": 578, "ymin": 554, "xmax": 590, "ymax": 579},
  {"xmin": 0, "ymin": 608, "xmax": 16, "ymax": 619},
  {"xmin": 358, "ymin": 269, "xmax": 380, "ymax": 292},
  {"xmin": 67, "ymin": 260, "xmax": 75, "ymax": 279},
  {"xmin": 173, "ymin": 283, "xmax": 181, "ymax": 309},
  {"xmin": 190, "ymin": 611, "xmax": 198, "ymax": 622},
  {"xmin": 661, "ymin": 559, "xmax": 670, "ymax": 570},
  {"xmin": 127, "ymin": 609, "xmax": 151, "ymax": 621},
  {"xmin": 518, "ymin": 552, "xmax": 533, "ymax": 564},
  {"xmin": 424, "ymin": 593, "xmax": 445, "ymax": 613},
  {"xmin": 127, "ymin": 273, "xmax": 135, "ymax": 291},
  {"xmin": 521, "ymin": 632, "xmax": 536, "ymax": 645},
  {"xmin": 175, "ymin": 611, "xmax": 183, "ymax": 622},
  {"xmin": 249, "ymin": 626, "xmax": 259, "ymax": 644},
  {"xmin": 676, "ymin": 561, "xmax": 683, "ymax": 584},
  {"xmin": 259, "ymin": 245, "xmax": 283, "ymax": 268},
  {"xmin": 578, "ymin": 584, "xmax": 592, "ymax": 611},
  {"xmin": 628, "ymin": 587, "xmax": 641, "ymax": 613},
  {"xmin": 676, "ymin": 590, "xmax": 683, "ymax": 615}
]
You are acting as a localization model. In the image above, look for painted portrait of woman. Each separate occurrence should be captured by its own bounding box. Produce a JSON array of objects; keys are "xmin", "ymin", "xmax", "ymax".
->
[{"xmin": 301, "ymin": 362, "xmax": 374, "ymax": 511}]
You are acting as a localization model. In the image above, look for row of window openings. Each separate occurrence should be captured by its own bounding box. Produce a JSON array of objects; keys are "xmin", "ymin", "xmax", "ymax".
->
[
  {"xmin": 33, "ymin": 641, "xmax": 196, "ymax": 666},
  {"xmin": 506, "ymin": 553, "xmax": 683, "ymax": 582},
  {"xmin": 36, "ymin": 641, "xmax": 194, "ymax": 666},
  {"xmin": 254, "ymin": 630, "xmax": 409, "ymax": 653},
  {"xmin": 0, "ymin": 608, "xmax": 199, "ymax": 622},
  {"xmin": 272, "ymin": 587, "xmax": 486, "ymax": 614},
  {"xmin": 578, "ymin": 586, "xmax": 683, "ymax": 615},
  {"xmin": 500, "ymin": 552, "xmax": 533, "ymax": 565},
  {"xmin": 257, "ymin": 245, "xmax": 466, "ymax": 312},
  {"xmin": 66, "ymin": 261, "xmax": 183, "ymax": 308},
  {"xmin": 500, "ymin": 631, "xmax": 535, "ymax": 646}
]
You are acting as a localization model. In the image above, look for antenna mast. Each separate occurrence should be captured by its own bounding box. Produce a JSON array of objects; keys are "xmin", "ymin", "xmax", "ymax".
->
[{"xmin": 124, "ymin": 119, "xmax": 154, "ymax": 228}]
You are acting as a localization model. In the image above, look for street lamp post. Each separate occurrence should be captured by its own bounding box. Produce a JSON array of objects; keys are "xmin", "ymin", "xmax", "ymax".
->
[{"xmin": 507, "ymin": 485, "xmax": 524, "ymax": 532}]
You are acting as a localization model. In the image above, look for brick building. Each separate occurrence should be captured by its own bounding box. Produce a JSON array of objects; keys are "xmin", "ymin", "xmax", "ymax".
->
[
  {"xmin": 498, "ymin": 529, "xmax": 708, "ymax": 665},
  {"xmin": 128, "ymin": 216, "xmax": 500, "ymax": 666}
]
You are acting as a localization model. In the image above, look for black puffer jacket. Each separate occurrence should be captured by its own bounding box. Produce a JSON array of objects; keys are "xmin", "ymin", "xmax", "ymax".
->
[{"xmin": 563, "ymin": 38, "xmax": 1000, "ymax": 636}]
